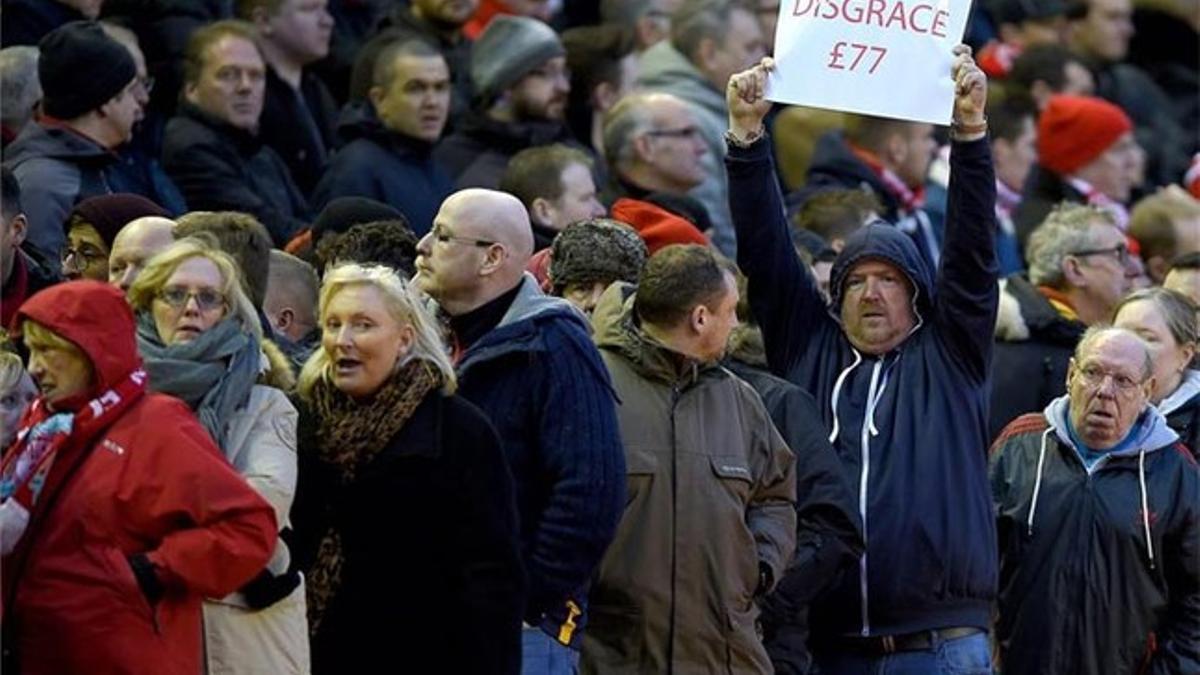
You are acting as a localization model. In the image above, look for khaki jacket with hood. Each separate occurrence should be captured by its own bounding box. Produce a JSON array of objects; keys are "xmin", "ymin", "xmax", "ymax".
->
[{"xmin": 581, "ymin": 284, "xmax": 796, "ymax": 674}]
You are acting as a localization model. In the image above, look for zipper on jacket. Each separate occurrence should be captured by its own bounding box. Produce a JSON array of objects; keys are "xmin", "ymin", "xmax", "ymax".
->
[
  {"xmin": 858, "ymin": 360, "xmax": 884, "ymax": 637},
  {"xmin": 666, "ymin": 385, "xmax": 681, "ymax": 671}
]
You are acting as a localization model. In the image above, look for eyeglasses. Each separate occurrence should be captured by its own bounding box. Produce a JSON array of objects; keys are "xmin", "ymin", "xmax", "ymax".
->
[
  {"xmin": 645, "ymin": 126, "xmax": 701, "ymax": 140},
  {"xmin": 136, "ymin": 75, "xmax": 155, "ymax": 95},
  {"xmin": 1071, "ymin": 244, "xmax": 1131, "ymax": 267},
  {"xmin": 156, "ymin": 286, "xmax": 227, "ymax": 311},
  {"xmin": 61, "ymin": 246, "xmax": 105, "ymax": 270},
  {"xmin": 432, "ymin": 226, "xmax": 496, "ymax": 248},
  {"xmin": 1075, "ymin": 363, "xmax": 1145, "ymax": 394}
]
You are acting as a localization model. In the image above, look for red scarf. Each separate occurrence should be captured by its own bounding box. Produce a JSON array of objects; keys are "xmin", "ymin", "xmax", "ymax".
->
[
  {"xmin": 849, "ymin": 144, "xmax": 926, "ymax": 211},
  {"xmin": 0, "ymin": 368, "xmax": 147, "ymax": 555}
]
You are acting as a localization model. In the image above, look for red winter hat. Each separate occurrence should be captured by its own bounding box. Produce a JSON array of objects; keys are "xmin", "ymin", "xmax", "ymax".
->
[
  {"xmin": 1037, "ymin": 95, "xmax": 1133, "ymax": 176},
  {"xmin": 610, "ymin": 198, "xmax": 708, "ymax": 255}
]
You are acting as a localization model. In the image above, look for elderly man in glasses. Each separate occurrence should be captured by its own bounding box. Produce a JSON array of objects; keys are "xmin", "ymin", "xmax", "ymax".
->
[
  {"xmin": 989, "ymin": 325, "xmax": 1200, "ymax": 675},
  {"xmin": 414, "ymin": 188, "xmax": 625, "ymax": 675},
  {"xmin": 990, "ymin": 202, "xmax": 1141, "ymax": 437}
]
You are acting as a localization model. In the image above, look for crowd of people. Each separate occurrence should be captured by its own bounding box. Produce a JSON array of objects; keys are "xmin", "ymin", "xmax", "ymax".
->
[{"xmin": 0, "ymin": 0, "xmax": 1197, "ymax": 673}]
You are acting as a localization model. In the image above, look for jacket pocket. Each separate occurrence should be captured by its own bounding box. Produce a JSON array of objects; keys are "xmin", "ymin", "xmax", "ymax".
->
[
  {"xmin": 101, "ymin": 546, "xmax": 161, "ymax": 635},
  {"xmin": 725, "ymin": 603, "xmax": 769, "ymax": 674},
  {"xmin": 625, "ymin": 447, "xmax": 658, "ymax": 506},
  {"xmin": 710, "ymin": 456, "xmax": 753, "ymax": 504}
]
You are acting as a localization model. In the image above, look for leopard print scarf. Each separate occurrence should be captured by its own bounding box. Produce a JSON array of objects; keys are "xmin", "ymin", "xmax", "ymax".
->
[{"xmin": 305, "ymin": 358, "xmax": 442, "ymax": 634}]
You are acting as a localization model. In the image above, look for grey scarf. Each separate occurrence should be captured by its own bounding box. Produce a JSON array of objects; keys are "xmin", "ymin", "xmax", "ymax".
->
[{"xmin": 136, "ymin": 312, "xmax": 261, "ymax": 449}]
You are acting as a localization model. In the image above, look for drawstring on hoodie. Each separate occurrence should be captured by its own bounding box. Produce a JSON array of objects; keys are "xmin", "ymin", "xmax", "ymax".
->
[
  {"xmin": 1139, "ymin": 450, "xmax": 1155, "ymax": 570},
  {"xmin": 828, "ymin": 349, "xmax": 863, "ymax": 443},
  {"xmin": 1029, "ymin": 425, "xmax": 1157, "ymax": 568},
  {"xmin": 1027, "ymin": 428, "xmax": 1052, "ymax": 536}
]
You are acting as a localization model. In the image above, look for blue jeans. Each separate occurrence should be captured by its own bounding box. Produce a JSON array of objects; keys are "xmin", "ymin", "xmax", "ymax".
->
[
  {"xmin": 521, "ymin": 628, "xmax": 579, "ymax": 675},
  {"xmin": 815, "ymin": 631, "xmax": 993, "ymax": 675}
]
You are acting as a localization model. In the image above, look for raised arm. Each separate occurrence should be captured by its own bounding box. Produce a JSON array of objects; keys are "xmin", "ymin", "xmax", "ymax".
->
[
  {"xmin": 725, "ymin": 60, "xmax": 836, "ymax": 376},
  {"xmin": 934, "ymin": 47, "xmax": 999, "ymax": 383}
]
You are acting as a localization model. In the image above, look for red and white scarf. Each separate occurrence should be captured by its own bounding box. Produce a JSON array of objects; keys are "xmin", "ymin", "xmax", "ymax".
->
[
  {"xmin": 0, "ymin": 368, "xmax": 147, "ymax": 555},
  {"xmin": 1067, "ymin": 176, "xmax": 1130, "ymax": 231}
]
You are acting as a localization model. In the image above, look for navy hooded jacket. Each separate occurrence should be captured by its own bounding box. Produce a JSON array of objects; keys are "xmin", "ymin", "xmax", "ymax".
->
[{"xmin": 727, "ymin": 134, "xmax": 999, "ymax": 637}]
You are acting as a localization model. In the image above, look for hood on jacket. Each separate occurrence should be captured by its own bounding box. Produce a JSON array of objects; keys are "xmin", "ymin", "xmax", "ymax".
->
[
  {"xmin": 4, "ymin": 121, "xmax": 111, "ymax": 166},
  {"xmin": 14, "ymin": 280, "xmax": 142, "ymax": 393},
  {"xmin": 636, "ymin": 40, "xmax": 727, "ymax": 118},
  {"xmin": 828, "ymin": 221, "xmax": 934, "ymax": 324},
  {"xmin": 591, "ymin": 281, "xmax": 714, "ymax": 385},
  {"xmin": 1044, "ymin": 395, "xmax": 1179, "ymax": 461},
  {"xmin": 495, "ymin": 273, "xmax": 588, "ymax": 332},
  {"xmin": 1159, "ymin": 369, "xmax": 1200, "ymax": 417},
  {"xmin": 994, "ymin": 274, "xmax": 1086, "ymax": 343}
]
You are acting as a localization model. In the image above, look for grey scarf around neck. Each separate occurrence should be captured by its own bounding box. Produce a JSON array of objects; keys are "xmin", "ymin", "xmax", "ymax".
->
[{"xmin": 136, "ymin": 311, "xmax": 261, "ymax": 450}]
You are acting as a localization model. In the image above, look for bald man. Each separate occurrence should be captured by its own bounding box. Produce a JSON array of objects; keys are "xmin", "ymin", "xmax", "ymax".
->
[
  {"xmin": 108, "ymin": 216, "xmax": 175, "ymax": 291},
  {"xmin": 415, "ymin": 189, "xmax": 626, "ymax": 672}
]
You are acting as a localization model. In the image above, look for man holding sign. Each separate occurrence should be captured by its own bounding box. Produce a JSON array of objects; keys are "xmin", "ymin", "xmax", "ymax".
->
[{"xmin": 726, "ymin": 47, "xmax": 997, "ymax": 674}]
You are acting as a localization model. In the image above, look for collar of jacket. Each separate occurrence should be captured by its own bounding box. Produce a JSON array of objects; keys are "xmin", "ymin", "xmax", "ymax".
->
[
  {"xmin": 178, "ymin": 101, "xmax": 262, "ymax": 155},
  {"xmin": 1159, "ymin": 369, "xmax": 1200, "ymax": 417},
  {"xmin": 457, "ymin": 110, "xmax": 573, "ymax": 154},
  {"xmin": 1043, "ymin": 394, "xmax": 1179, "ymax": 465},
  {"xmin": 592, "ymin": 281, "xmax": 720, "ymax": 387},
  {"xmin": 336, "ymin": 102, "xmax": 437, "ymax": 156},
  {"xmin": 454, "ymin": 274, "xmax": 588, "ymax": 377}
]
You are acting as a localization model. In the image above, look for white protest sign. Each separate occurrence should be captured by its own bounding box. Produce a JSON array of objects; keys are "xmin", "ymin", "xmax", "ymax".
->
[{"xmin": 767, "ymin": 0, "xmax": 972, "ymax": 124}]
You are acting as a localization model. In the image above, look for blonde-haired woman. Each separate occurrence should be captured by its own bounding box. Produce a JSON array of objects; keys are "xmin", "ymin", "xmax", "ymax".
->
[
  {"xmin": 290, "ymin": 264, "xmax": 524, "ymax": 674},
  {"xmin": 0, "ymin": 349, "xmax": 37, "ymax": 451},
  {"xmin": 127, "ymin": 238, "xmax": 310, "ymax": 674}
]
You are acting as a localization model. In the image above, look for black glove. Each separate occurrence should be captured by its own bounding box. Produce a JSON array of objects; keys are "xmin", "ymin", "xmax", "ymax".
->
[
  {"xmin": 240, "ymin": 568, "xmax": 302, "ymax": 610},
  {"xmin": 128, "ymin": 553, "xmax": 164, "ymax": 605}
]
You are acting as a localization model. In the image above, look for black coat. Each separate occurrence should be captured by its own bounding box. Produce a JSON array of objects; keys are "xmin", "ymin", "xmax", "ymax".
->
[
  {"xmin": 989, "ymin": 275, "xmax": 1086, "ymax": 441},
  {"xmin": 725, "ymin": 358, "xmax": 863, "ymax": 675},
  {"xmin": 434, "ymin": 112, "xmax": 578, "ymax": 190},
  {"xmin": 259, "ymin": 67, "xmax": 339, "ymax": 195},
  {"xmin": 162, "ymin": 103, "xmax": 311, "ymax": 246},
  {"xmin": 291, "ymin": 391, "xmax": 525, "ymax": 674}
]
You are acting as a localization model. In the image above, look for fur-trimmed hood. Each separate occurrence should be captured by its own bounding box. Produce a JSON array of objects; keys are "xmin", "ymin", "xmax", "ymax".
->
[{"xmin": 259, "ymin": 338, "xmax": 296, "ymax": 393}]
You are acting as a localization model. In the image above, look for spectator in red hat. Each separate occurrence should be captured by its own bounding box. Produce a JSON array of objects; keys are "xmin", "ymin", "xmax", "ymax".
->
[{"xmin": 1014, "ymin": 94, "xmax": 1139, "ymax": 247}]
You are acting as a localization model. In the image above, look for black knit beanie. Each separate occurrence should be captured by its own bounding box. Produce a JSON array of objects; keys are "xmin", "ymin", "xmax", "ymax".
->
[{"xmin": 39, "ymin": 21, "xmax": 137, "ymax": 120}]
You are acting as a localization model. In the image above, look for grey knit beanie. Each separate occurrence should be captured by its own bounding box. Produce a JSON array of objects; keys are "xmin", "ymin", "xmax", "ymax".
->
[
  {"xmin": 470, "ymin": 16, "xmax": 565, "ymax": 101},
  {"xmin": 550, "ymin": 219, "xmax": 648, "ymax": 291}
]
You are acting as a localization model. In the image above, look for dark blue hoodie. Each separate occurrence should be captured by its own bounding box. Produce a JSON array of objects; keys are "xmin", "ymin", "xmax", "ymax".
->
[{"xmin": 727, "ymin": 134, "xmax": 1000, "ymax": 637}]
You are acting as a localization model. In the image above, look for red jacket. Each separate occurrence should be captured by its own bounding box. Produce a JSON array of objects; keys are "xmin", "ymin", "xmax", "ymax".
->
[{"xmin": 3, "ymin": 281, "xmax": 278, "ymax": 675}]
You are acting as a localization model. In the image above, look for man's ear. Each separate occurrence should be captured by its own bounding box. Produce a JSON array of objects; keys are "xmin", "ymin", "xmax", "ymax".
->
[
  {"xmin": 884, "ymin": 130, "xmax": 908, "ymax": 167},
  {"xmin": 1061, "ymin": 256, "xmax": 1087, "ymax": 288},
  {"xmin": 632, "ymin": 134, "xmax": 655, "ymax": 163},
  {"xmin": 530, "ymin": 197, "xmax": 554, "ymax": 228},
  {"xmin": 9, "ymin": 214, "xmax": 28, "ymax": 247},
  {"xmin": 1146, "ymin": 256, "xmax": 1169, "ymax": 285},
  {"xmin": 694, "ymin": 36, "xmax": 721, "ymax": 76},
  {"xmin": 593, "ymin": 81, "xmax": 619, "ymax": 113},
  {"xmin": 1141, "ymin": 375, "xmax": 1156, "ymax": 401},
  {"xmin": 690, "ymin": 303, "xmax": 709, "ymax": 335},
  {"xmin": 1066, "ymin": 356, "xmax": 1077, "ymax": 389},
  {"xmin": 479, "ymin": 244, "xmax": 508, "ymax": 276},
  {"xmin": 368, "ymin": 85, "xmax": 386, "ymax": 110},
  {"xmin": 274, "ymin": 307, "xmax": 295, "ymax": 332}
]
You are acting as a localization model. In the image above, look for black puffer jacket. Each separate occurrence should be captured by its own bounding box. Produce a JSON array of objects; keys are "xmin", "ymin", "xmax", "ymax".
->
[
  {"xmin": 990, "ymin": 400, "xmax": 1200, "ymax": 675},
  {"xmin": 989, "ymin": 274, "xmax": 1086, "ymax": 440}
]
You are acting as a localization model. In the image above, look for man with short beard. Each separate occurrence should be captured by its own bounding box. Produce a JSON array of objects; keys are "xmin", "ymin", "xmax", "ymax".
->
[{"xmin": 434, "ymin": 16, "xmax": 578, "ymax": 190}]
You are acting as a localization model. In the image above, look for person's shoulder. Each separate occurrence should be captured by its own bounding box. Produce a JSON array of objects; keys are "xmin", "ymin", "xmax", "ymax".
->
[{"xmin": 990, "ymin": 413, "xmax": 1050, "ymax": 458}]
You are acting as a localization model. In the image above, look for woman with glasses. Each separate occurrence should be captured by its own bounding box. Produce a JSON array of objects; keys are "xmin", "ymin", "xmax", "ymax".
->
[
  {"xmin": 60, "ymin": 193, "xmax": 170, "ymax": 281},
  {"xmin": 126, "ymin": 238, "xmax": 310, "ymax": 674},
  {"xmin": 1113, "ymin": 287, "xmax": 1200, "ymax": 457},
  {"xmin": 290, "ymin": 264, "xmax": 523, "ymax": 674}
]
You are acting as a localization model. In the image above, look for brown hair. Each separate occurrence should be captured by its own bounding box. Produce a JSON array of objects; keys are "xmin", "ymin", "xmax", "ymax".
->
[{"xmin": 635, "ymin": 244, "xmax": 736, "ymax": 328}]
